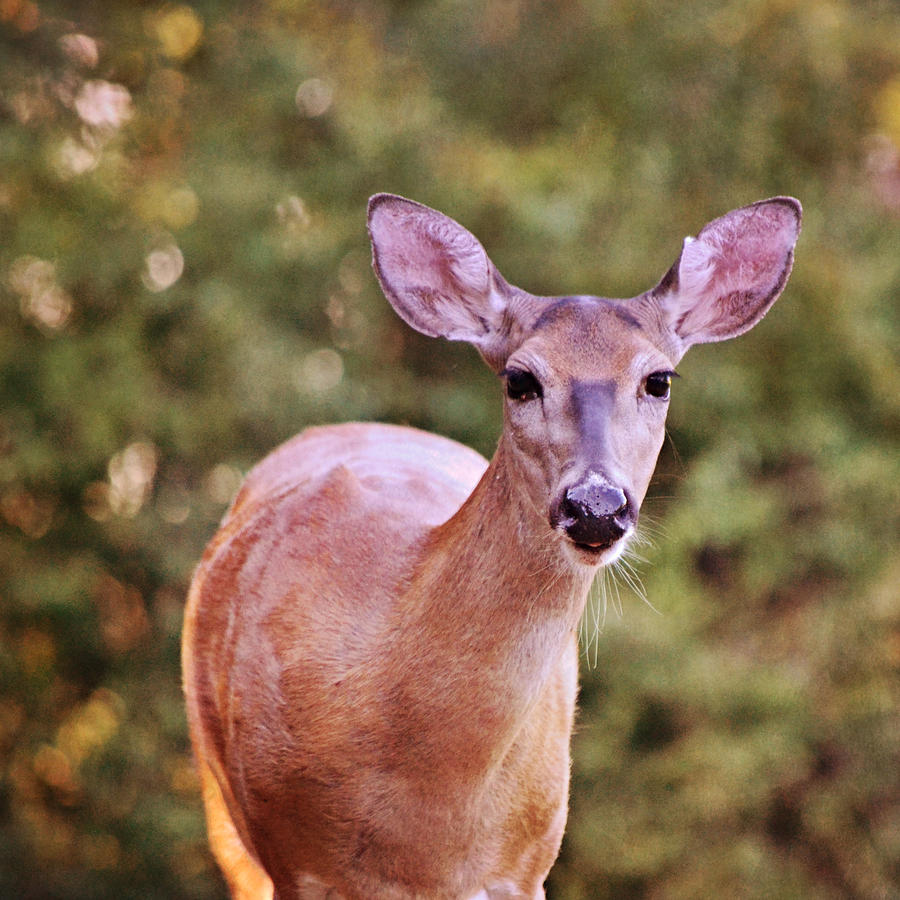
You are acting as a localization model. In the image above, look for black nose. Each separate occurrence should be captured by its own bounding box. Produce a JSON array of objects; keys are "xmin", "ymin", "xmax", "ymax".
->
[{"xmin": 557, "ymin": 479, "xmax": 631, "ymax": 548}]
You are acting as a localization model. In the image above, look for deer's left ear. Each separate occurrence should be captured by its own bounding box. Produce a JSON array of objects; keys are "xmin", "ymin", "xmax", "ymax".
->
[{"xmin": 650, "ymin": 197, "xmax": 801, "ymax": 359}]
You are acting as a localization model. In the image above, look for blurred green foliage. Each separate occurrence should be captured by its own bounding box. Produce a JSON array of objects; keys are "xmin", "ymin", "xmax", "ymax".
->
[{"xmin": 1, "ymin": 0, "xmax": 898, "ymax": 897}]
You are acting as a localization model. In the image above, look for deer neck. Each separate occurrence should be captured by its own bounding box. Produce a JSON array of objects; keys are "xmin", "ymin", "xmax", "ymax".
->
[
  {"xmin": 417, "ymin": 433, "xmax": 592, "ymax": 625},
  {"xmin": 387, "ymin": 435, "xmax": 594, "ymax": 779}
]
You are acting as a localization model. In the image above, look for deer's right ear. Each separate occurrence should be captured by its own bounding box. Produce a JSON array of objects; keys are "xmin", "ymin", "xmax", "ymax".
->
[{"xmin": 368, "ymin": 194, "xmax": 511, "ymax": 361}]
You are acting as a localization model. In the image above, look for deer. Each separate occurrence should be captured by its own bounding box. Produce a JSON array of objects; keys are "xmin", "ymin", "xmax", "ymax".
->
[{"xmin": 182, "ymin": 192, "xmax": 801, "ymax": 899}]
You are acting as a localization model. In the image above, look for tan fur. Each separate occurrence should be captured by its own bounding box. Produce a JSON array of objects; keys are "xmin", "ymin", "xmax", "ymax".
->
[{"xmin": 182, "ymin": 194, "xmax": 799, "ymax": 899}]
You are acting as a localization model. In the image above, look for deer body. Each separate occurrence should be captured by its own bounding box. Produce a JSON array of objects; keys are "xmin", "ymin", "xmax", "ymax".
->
[{"xmin": 183, "ymin": 194, "xmax": 801, "ymax": 899}]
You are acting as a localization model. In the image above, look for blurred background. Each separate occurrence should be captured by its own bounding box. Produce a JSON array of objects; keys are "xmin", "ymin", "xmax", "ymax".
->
[{"xmin": 1, "ymin": 1, "xmax": 898, "ymax": 897}]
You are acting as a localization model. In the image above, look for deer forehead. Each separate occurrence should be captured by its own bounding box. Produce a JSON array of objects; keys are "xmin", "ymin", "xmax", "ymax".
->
[{"xmin": 512, "ymin": 296, "xmax": 672, "ymax": 386}]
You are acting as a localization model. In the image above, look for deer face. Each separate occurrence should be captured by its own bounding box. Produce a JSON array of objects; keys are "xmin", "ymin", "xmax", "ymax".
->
[{"xmin": 497, "ymin": 297, "xmax": 676, "ymax": 565}]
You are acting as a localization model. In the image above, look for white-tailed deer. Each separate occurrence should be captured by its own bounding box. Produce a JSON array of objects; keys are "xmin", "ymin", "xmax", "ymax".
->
[{"xmin": 183, "ymin": 193, "xmax": 801, "ymax": 899}]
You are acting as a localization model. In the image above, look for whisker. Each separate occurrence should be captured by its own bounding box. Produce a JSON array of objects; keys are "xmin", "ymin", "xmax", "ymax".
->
[
  {"xmin": 580, "ymin": 573, "xmax": 609, "ymax": 668},
  {"xmin": 633, "ymin": 512, "xmax": 668, "ymax": 545},
  {"xmin": 616, "ymin": 556, "xmax": 661, "ymax": 617},
  {"xmin": 609, "ymin": 566, "xmax": 625, "ymax": 617},
  {"xmin": 579, "ymin": 530, "xmax": 667, "ymax": 663}
]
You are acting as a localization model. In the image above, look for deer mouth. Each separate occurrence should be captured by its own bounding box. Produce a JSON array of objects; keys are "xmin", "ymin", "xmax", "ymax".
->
[
  {"xmin": 565, "ymin": 533, "xmax": 630, "ymax": 568},
  {"xmin": 573, "ymin": 539, "xmax": 611, "ymax": 554}
]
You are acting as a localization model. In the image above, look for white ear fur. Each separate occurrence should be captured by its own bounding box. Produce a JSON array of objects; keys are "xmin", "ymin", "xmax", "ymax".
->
[
  {"xmin": 367, "ymin": 194, "xmax": 508, "ymax": 346},
  {"xmin": 655, "ymin": 197, "xmax": 801, "ymax": 357},
  {"xmin": 675, "ymin": 235, "xmax": 717, "ymax": 307}
]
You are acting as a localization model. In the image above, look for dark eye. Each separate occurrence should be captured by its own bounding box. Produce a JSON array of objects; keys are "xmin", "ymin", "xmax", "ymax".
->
[
  {"xmin": 645, "ymin": 371, "xmax": 676, "ymax": 399},
  {"xmin": 503, "ymin": 368, "xmax": 543, "ymax": 402}
]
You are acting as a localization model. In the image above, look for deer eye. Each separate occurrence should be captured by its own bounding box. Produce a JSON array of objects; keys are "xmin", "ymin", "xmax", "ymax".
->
[
  {"xmin": 644, "ymin": 371, "xmax": 676, "ymax": 399},
  {"xmin": 503, "ymin": 368, "xmax": 543, "ymax": 402}
]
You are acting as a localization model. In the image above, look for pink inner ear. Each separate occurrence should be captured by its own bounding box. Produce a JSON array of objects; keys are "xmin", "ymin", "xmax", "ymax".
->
[
  {"xmin": 683, "ymin": 204, "xmax": 798, "ymax": 301},
  {"xmin": 672, "ymin": 201, "xmax": 799, "ymax": 344},
  {"xmin": 421, "ymin": 217, "xmax": 491, "ymax": 297},
  {"xmin": 369, "ymin": 198, "xmax": 504, "ymax": 344},
  {"xmin": 371, "ymin": 203, "xmax": 490, "ymax": 301}
]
